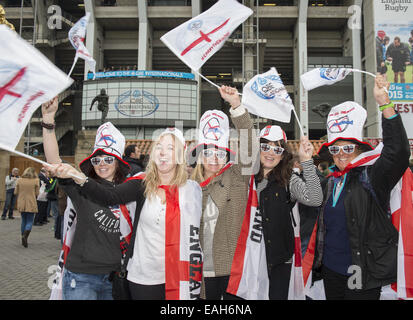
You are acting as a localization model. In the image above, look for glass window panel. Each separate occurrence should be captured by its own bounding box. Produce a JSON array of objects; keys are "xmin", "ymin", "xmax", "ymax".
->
[
  {"xmin": 168, "ymin": 83, "xmax": 179, "ymax": 89},
  {"xmin": 168, "ymin": 89, "xmax": 180, "ymax": 97},
  {"xmin": 168, "ymin": 96, "xmax": 179, "ymax": 104}
]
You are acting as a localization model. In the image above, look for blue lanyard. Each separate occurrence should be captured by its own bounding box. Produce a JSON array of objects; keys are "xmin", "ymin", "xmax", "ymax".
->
[{"xmin": 332, "ymin": 173, "xmax": 347, "ymax": 208}]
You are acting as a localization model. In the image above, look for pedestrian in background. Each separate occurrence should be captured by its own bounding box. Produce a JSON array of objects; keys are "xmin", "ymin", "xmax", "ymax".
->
[
  {"xmin": 34, "ymin": 169, "xmax": 49, "ymax": 226},
  {"xmin": 123, "ymin": 144, "xmax": 144, "ymax": 177},
  {"xmin": 1, "ymin": 168, "xmax": 19, "ymax": 220},
  {"xmin": 14, "ymin": 167, "xmax": 39, "ymax": 248}
]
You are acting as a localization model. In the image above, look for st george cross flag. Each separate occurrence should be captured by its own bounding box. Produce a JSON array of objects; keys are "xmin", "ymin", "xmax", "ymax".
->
[
  {"xmin": 0, "ymin": 25, "xmax": 73, "ymax": 150},
  {"xmin": 68, "ymin": 12, "xmax": 96, "ymax": 77},
  {"xmin": 300, "ymin": 68, "xmax": 352, "ymax": 91},
  {"xmin": 242, "ymin": 67, "xmax": 294, "ymax": 123},
  {"xmin": 227, "ymin": 175, "xmax": 269, "ymax": 300},
  {"xmin": 160, "ymin": 0, "xmax": 252, "ymax": 71}
]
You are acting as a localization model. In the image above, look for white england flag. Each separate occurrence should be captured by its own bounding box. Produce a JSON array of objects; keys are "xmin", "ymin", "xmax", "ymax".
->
[
  {"xmin": 0, "ymin": 25, "xmax": 73, "ymax": 150},
  {"xmin": 160, "ymin": 0, "xmax": 252, "ymax": 71},
  {"xmin": 301, "ymin": 68, "xmax": 352, "ymax": 91},
  {"xmin": 242, "ymin": 67, "xmax": 294, "ymax": 123},
  {"xmin": 68, "ymin": 12, "xmax": 96, "ymax": 77}
]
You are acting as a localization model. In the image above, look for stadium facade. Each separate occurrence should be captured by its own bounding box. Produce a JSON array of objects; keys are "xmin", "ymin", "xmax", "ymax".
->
[{"xmin": 1, "ymin": 0, "xmax": 380, "ymax": 155}]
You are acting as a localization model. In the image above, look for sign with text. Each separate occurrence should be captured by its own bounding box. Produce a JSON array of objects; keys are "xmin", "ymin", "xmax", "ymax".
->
[{"xmin": 374, "ymin": 2, "xmax": 413, "ymax": 138}]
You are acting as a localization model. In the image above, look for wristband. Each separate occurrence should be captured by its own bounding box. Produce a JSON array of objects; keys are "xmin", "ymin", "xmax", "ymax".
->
[
  {"xmin": 41, "ymin": 121, "xmax": 55, "ymax": 130},
  {"xmin": 379, "ymin": 102, "xmax": 394, "ymax": 112}
]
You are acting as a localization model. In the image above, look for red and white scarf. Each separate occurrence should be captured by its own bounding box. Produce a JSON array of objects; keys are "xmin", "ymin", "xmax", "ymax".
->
[
  {"xmin": 158, "ymin": 180, "xmax": 203, "ymax": 300},
  {"xmin": 303, "ymin": 143, "xmax": 413, "ymax": 300},
  {"xmin": 226, "ymin": 175, "xmax": 305, "ymax": 300}
]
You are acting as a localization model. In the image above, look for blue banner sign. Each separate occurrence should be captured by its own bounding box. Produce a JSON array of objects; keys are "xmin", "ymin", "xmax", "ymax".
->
[{"xmin": 87, "ymin": 70, "xmax": 195, "ymax": 80}]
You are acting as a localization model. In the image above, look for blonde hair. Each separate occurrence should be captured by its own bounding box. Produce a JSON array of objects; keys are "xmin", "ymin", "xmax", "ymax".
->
[
  {"xmin": 190, "ymin": 155, "xmax": 205, "ymax": 183},
  {"xmin": 21, "ymin": 167, "xmax": 37, "ymax": 179},
  {"xmin": 144, "ymin": 134, "xmax": 188, "ymax": 199}
]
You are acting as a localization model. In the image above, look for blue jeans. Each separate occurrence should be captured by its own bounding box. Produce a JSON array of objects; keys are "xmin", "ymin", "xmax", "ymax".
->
[
  {"xmin": 62, "ymin": 269, "xmax": 113, "ymax": 300},
  {"xmin": 48, "ymin": 200, "xmax": 59, "ymax": 231},
  {"xmin": 20, "ymin": 212, "xmax": 35, "ymax": 234},
  {"xmin": 2, "ymin": 190, "xmax": 17, "ymax": 218}
]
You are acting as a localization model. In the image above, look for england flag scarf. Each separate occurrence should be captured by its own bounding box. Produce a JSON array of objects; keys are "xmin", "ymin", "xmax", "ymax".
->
[{"xmin": 226, "ymin": 175, "xmax": 306, "ymax": 300}]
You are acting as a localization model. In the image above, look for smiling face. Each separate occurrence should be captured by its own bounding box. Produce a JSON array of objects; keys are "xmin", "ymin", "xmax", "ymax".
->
[
  {"xmin": 92, "ymin": 155, "xmax": 118, "ymax": 181},
  {"xmin": 201, "ymin": 147, "xmax": 227, "ymax": 178},
  {"xmin": 331, "ymin": 140, "xmax": 362, "ymax": 171},
  {"xmin": 260, "ymin": 140, "xmax": 284, "ymax": 176},
  {"xmin": 153, "ymin": 134, "xmax": 178, "ymax": 175}
]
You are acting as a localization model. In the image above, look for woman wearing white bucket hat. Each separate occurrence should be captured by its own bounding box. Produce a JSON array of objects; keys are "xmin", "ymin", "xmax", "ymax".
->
[
  {"xmin": 309, "ymin": 75, "xmax": 410, "ymax": 300},
  {"xmin": 42, "ymin": 97, "xmax": 131, "ymax": 300},
  {"xmin": 189, "ymin": 85, "xmax": 260, "ymax": 300},
  {"xmin": 49, "ymin": 127, "xmax": 203, "ymax": 301}
]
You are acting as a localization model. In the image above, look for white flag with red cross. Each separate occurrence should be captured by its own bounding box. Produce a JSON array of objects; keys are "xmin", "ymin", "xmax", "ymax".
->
[
  {"xmin": 160, "ymin": 0, "xmax": 252, "ymax": 71},
  {"xmin": 68, "ymin": 12, "xmax": 96, "ymax": 77},
  {"xmin": 0, "ymin": 25, "xmax": 73, "ymax": 151}
]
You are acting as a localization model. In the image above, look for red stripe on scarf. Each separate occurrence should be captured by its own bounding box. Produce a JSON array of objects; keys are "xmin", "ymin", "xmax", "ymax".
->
[
  {"xmin": 302, "ymin": 221, "xmax": 318, "ymax": 285},
  {"xmin": 401, "ymin": 169, "xmax": 413, "ymax": 298},
  {"xmin": 294, "ymin": 236, "xmax": 302, "ymax": 267},
  {"xmin": 200, "ymin": 162, "xmax": 233, "ymax": 188},
  {"xmin": 226, "ymin": 176, "xmax": 255, "ymax": 295},
  {"xmin": 330, "ymin": 154, "xmax": 381, "ymax": 178},
  {"xmin": 119, "ymin": 204, "xmax": 133, "ymax": 244},
  {"xmin": 160, "ymin": 185, "xmax": 185, "ymax": 300}
]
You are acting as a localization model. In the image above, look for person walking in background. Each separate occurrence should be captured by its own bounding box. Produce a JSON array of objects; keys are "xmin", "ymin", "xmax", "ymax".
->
[
  {"xmin": 45, "ymin": 176, "xmax": 59, "ymax": 235},
  {"xmin": 34, "ymin": 169, "xmax": 50, "ymax": 226},
  {"xmin": 14, "ymin": 167, "xmax": 39, "ymax": 248},
  {"xmin": 1, "ymin": 168, "xmax": 19, "ymax": 220},
  {"xmin": 123, "ymin": 144, "xmax": 144, "ymax": 177}
]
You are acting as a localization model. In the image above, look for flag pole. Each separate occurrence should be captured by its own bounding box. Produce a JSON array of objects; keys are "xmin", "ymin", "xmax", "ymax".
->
[
  {"xmin": 67, "ymin": 56, "xmax": 78, "ymax": 80},
  {"xmin": 292, "ymin": 108, "xmax": 305, "ymax": 137},
  {"xmin": 0, "ymin": 143, "xmax": 85, "ymax": 180}
]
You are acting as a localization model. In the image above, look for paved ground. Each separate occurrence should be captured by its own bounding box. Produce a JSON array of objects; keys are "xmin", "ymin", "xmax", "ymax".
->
[{"xmin": 0, "ymin": 211, "xmax": 62, "ymax": 300}]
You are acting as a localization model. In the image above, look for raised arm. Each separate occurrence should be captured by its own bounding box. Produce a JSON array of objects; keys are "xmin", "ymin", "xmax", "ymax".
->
[
  {"xmin": 41, "ymin": 97, "xmax": 62, "ymax": 164},
  {"xmin": 370, "ymin": 75, "xmax": 410, "ymax": 206},
  {"xmin": 49, "ymin": 163, "xmax": 144, "ymax": 206},
  {"xmin": 219, "ymin": 85, "xmax": 260, "ymax": 177},
  {"xmin": 290, "ymin": 135, "xmax": 323, "ymax": 207}
]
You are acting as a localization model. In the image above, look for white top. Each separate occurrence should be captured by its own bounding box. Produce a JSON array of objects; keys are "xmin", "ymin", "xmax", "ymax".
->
[{"xmin": 127, "ymin": 195, "xmax": 166, "ymax": 285}]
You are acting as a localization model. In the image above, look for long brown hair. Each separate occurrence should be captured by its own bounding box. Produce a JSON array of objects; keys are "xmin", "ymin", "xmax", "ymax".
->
[{"xmin": 256, "ymin": 139, "xmax": 293, "ymax": 187}]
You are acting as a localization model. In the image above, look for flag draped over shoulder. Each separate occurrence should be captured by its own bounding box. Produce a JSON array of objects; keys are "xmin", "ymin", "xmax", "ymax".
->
[
  {"xmin": 227, "ymin": 175, "xmax": 269, "ymax": 300},
  {"xmin": 0, "ymin": 25, "xmax": 73, "ymax": 150},
  {"xmin": 160, "ymin": 0, "xmax": 252, "ymax": 71},
  {"xmin": 242, "ymin": 67, "xmax": 294, "ymax": 123},
  {"xmin": 389, "ymin": 168, "xmax": 413, "ymax": 299},
  {"xmin": 68, "ymin": 12, "xmax": 96, "ymax": 76},
  {"xmin": 300, "ymin": 68, "xmax": 352, "ymax": 91}
]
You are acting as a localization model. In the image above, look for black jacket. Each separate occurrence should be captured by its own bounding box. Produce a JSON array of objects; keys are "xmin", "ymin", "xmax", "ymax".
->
[
  {"xmin": 260, "ymin": 179, "xmax": 295, "ymax": 273},
  {"xmin": 314, "ymin": 115, "xmax": 410, "ymax": 290},
  {"xmin": 123, "ymin": 156, "xmax": 144, "ymax": 177},
  {"xmin": 58, "ymin": 178, "xmax": 128, "ymax": 274}
]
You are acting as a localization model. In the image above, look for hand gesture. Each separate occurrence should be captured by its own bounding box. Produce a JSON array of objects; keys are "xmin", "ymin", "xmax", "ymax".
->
[
  {"xmin": 374, "ymin": 74, "xmax": 391, "ymax": 106},
  {"xmin": 43, "ymin": 163, "xmax": 86, "ymax": 185},
  {"xmin": 219, "ymin": 85, "xmax": 241, "ymax": 109},
  {"xmin": 41, "ymin": 96, "xmax": 58, "ymax": 121},
  {"xmin": 298, "ymin": 135, "xmax": 314, "ymax": 162}
]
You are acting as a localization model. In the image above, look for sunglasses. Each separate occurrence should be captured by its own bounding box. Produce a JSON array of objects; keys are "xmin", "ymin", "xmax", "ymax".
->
[
  {"xmin": 260, "ymin": 143, "xmax": 284, "ymax": 155},
  {"xmin": 90, "ymin": 156, "xmax": 116, "ymax": 166},
  {"xmin": 202, "ymin": 149, "xmax": 227, "ymax": 160},
  {"xmin": 328, "ymin": 144, "xmax": 357, "ymax": 156}
]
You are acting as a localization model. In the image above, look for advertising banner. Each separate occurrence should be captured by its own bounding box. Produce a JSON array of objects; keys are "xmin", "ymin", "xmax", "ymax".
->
[{"xmin": 374, "ymin": 2, "xmax": 413, "ymax": 143}]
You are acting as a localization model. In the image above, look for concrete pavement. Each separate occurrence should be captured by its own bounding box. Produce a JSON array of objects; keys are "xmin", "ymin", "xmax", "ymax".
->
[{"xmin": 0, "ymin": 212, "xmax": 61, "ymax": 300}]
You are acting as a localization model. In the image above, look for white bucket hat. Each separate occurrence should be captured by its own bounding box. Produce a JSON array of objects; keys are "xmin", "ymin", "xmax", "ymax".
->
[
  {"xmin": 318, "ymin": 101, "xmax": 373, "ymax": 156},
  {"xmin": 79, "ymin": 122, "xmax": 130, "ymax": 175},
  {"xmin": 189, "ymin": 109, "xmax": 235, "ymax": 165}
]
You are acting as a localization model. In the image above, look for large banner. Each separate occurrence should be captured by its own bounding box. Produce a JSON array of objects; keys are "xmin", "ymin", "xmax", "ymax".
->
[{"xmin": 374, "ymin": 2, "xmax": 413, "ymax": 143}]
